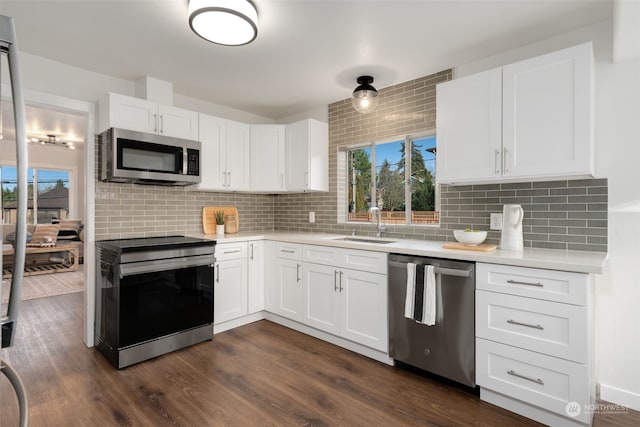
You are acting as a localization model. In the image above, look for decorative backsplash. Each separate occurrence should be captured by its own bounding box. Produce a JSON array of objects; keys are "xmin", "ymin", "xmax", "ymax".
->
[{"xmin": 93, "ymin": 69, "xmax": 608, "ymax": 252}]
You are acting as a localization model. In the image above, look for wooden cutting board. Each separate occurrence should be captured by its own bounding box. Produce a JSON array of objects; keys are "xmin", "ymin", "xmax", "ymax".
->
[
  {"xmin": 202, "ymin": 206, "xmax": 239, "ymax": 234},
  {"xmin": 443, "ymin": 242, "xmax": 497, "ymax": 252}
]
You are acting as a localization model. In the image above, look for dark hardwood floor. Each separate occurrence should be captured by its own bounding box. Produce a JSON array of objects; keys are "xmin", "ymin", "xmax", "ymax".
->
[{"xmin": 1, "ymin": 292, "xmax": 638, "ymax": 426}]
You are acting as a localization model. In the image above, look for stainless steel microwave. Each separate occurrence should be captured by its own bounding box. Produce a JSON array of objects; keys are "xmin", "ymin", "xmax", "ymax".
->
[{"xmin": 100, "ymin": 128, "xmax": 201, "ymax": 186}]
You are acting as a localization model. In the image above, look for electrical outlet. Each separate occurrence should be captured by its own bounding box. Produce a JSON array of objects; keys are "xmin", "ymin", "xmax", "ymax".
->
[
  {"xmin": 490, "ymin": 213, "xmax": 503, "ymax": 230},
  {"xmin": 309, "ymin": 212, "xmax": 315, "ymax": 223}
]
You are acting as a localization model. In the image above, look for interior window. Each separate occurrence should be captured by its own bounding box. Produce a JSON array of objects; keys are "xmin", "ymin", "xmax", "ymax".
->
[
  {"xmin": 1, "ymin": 166, "xmax": 70, "ymax": 224},
  {"xmin": 344, "ymin": 134, "xmax": 439, "ymax": 225}
]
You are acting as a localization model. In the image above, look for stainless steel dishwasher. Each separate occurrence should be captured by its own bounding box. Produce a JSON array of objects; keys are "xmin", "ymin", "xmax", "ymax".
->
[{"xmin": 388, "ymin": 254, "xmax": 475, "ymax": 387}]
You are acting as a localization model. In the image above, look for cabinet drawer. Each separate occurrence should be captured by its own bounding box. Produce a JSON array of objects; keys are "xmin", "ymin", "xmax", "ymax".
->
[
  {"xmin": 476, "ymin": 290, "xmax": 588, "ymax": 363},
  {"xmin": 339, "ymin": 249, "xmax": 387, "ymax": 274},
  {"xmin": 476, "ymin": 338, "xmax": 590, "ymax": 424},
  {"xmin": 477, "ymin": 263, "xmax": 589, "ymax": 305},
  {"xmin": 276, "ymin": 242, "xmax": 302, "ymax": 260},
  {"xmin": 303, "ymin": 244, "xmax": 340, "ymax": 265},
  {"xmin": 215, "ymin": 242, "xmax": 248, "ymax": 261}
]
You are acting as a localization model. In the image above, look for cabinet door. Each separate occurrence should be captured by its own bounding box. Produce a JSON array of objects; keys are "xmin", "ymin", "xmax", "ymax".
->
[
  {"xmin": 275, "ymin": 258, "xmax": 303, "ymax": 322},
  {"xmin": 105, "ymin": 93, "xmax": 157, "ymax": 134},
  {"xmin": 247, "ymin": 241, "xmax": 265, "ymax": 314},
  {"xmin": 198, "ymin": 114, "xmax": 227, "ymax": 190},
  {"xmin": 226, "ymin": 120, "xmax": 251, "ymax": 190},
  {"xmin": 250, "ymin": 125, "xmax": 285, "ymax": 191},
  {"xmin": 284, "ymin": 120, "xmax": 309, "ymax": 190},
  {"xmin": 214, "ymin": 258, "xmax": 248, "ymax": 324},
  {"xmin": 263, "ymin": 241, "xmax": 277, "ymax": 312},
  {"xmin": 436, "ymin": 68, "xmax": 503, "ymax": 184},
  {"xmin": 340, "ymin": 269, "xmax": 388, "ymax": 352},
  {"xmin": 302, "ymin": 263, "xmax": 341, "ymax": 335},
  {"xmin": 158, "ymin": 104, "xmax": 199, "ymax": 140},
  {"xmin": 307, "ymin": 120, "xmax": 328, "ymax": 191},
  {"xmin": 502, "ymin": 43, "xmax": 593, "ymax": 178}
]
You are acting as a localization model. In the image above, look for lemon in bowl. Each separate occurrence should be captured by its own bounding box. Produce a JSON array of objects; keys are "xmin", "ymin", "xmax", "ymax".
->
[{"xmin": 453, "ymin": 229, "xmax": 488, "ymax": 246}]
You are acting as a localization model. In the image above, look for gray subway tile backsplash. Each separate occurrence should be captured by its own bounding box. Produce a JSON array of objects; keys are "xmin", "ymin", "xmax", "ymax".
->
[{"xmin": 94, "ymin": 69, "xmax": 607, "ymax": 253}]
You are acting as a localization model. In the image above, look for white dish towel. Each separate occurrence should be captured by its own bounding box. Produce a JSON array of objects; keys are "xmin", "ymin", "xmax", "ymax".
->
[
  {"xmin": 422, "ymin": 265, "xmax": 436, "ymax": 326},
  {"xmin": 404, "ymin": 262, "xmax": 416, "ymax": 319}
]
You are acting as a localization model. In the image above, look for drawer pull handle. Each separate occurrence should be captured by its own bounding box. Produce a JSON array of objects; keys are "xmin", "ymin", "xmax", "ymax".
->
[
  {"xmin": 507, "ymin": 369, "xmax": 544, "ymax": 386},
  {"xmin": 281, "ymin": 249, "xmax": 295, "ymax": 254},
  {"xmin": 507, "ymin": 319, "xmax": 544, "ymax": 330},
  {"xmin": 507, "ymin": 279, "xmax": 544, "ymax": 287},
  {"xmin": 223, "ymin": 250, "xmax": 241, "ymax": 254}
]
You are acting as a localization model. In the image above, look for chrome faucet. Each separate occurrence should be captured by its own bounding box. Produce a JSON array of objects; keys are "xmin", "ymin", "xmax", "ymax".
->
[{"xmin": 369, "ymin": 207, "xmax": 386, "ymax": 237}]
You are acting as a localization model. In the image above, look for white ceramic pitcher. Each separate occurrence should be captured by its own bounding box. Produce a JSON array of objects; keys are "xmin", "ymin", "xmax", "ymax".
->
[{"xmin": 501, "ymin": 204, "xmax": 524, "ymax": 251}]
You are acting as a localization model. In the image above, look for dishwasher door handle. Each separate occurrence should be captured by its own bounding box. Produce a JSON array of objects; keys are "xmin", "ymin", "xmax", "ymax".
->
[{"xmin": 388, "ymin": 261, "xmax": 472, "ymax": 278}]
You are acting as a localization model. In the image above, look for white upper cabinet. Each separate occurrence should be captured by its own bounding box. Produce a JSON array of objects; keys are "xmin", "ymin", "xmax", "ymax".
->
[
  {"xmin": 197, "ymin": 114, "xmax": 250, "ymax": 191},
  {"xmin": 225, "ymin": 120, "xmax": 251, "ymax": 190},
  {"xmin": 437, "ymin": 43, "xmax": 593, "ymax": 184},
  {"xmin": 99, "ymin": 92, "xmax": 199, "ymax": 140},
  {"xmin": 436, "ymin": 68, "xmax": 502, "ymax": 182},
  {"xmin": 250, "ymin": 125, "xmax": 285, "ymax": 191},
  {"xmin": 197, "ymin": 114, "xmax": 226, "ymax": 190},
  {"xmin": 502, "ymin": 44, "xmax": 593, "ymax": 178},
  {"xmin": 285, "ymin": 119, "xmax": 328, "ymax": 192}
]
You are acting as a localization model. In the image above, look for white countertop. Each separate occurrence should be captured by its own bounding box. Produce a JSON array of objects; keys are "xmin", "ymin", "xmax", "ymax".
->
[{"xmin": 188, "ymin": 231, "xmax": 608, "ymax": 274}]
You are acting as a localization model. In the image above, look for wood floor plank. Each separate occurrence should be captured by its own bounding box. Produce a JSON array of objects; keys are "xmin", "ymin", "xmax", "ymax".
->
[{"xmin": 1, "ymin": 292, "xmax": 639, "ymax": 426}]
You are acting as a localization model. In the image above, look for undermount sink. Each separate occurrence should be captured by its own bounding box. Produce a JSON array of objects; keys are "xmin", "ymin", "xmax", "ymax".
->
[{"xmin": 333, "ymin": 237, "xmax": 397, "ymax": 244}]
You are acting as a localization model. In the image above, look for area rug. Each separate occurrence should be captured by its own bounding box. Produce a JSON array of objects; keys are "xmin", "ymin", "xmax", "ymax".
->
[{"xmin": 1, "ymin": 266, "xmax": 84, "ymax": 304}]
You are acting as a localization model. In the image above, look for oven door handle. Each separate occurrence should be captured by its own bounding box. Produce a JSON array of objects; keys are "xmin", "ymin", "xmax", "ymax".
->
[{"xmin": 119, "ymin": 254, "xmax": 214, "ymax": 278}]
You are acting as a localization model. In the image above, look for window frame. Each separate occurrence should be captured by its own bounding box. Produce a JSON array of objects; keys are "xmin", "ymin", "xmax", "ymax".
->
[
  {"xmin": 340, "ymin": 131, "xmax": 439, "ymax": 227},
  {"xmin": 1, "ymin": 164, "xmax": 74, "ymax": 225}
]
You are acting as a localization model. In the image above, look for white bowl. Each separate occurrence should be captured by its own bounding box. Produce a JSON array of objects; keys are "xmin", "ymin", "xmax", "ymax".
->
[{"xmin": 453, "ymin": 229, "xmax": 487, "ymax": 246}]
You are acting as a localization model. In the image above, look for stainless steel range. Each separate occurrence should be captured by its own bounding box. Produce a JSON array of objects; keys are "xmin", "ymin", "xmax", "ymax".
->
[{"xmin": 95, "ymin": 236, "xmax": 215, "ymax": 369}]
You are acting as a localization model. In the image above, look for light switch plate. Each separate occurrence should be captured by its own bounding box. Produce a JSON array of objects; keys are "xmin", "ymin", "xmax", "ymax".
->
[
  {"xmin": 490, "ymin": 213, "xmax": 503, "ymax": 230},
  {"xmin": 309, "ymin": 212, "xmax": 315, "ymax": 223}
]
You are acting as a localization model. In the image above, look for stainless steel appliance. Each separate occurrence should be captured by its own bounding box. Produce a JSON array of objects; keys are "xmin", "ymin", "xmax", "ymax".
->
[
  {"xmin": 100, "ymin": 127, "xmax": 201, "ymax": 186},
  {"xmin": 1, "ymin": 14, "xmax": 30, "ymax": 426},
  {"xmin": 388, "ymin": 254, "xmax": 476, "ymax": 387},
  {"xmin": 95, "ymin": 236, "xmax": 215, "ymax": 368}
]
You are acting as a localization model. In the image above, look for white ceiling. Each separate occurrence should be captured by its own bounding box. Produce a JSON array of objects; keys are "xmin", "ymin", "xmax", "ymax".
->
[{"xmin": 1, "ymin": 0, "xmax": 612, "ymax": 138}]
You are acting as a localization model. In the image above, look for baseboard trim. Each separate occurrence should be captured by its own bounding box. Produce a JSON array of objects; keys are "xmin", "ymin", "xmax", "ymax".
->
[
  {"xmin": 599, "ymin": 383, "xmax": 640, "ymax": 412},
  {"xmin": 214, "ymin": 312, "xmax": 265, "ymax": 334},
  {"xmin": 264, "ymin": 312, "xmax": 393, "ymax": 366}
]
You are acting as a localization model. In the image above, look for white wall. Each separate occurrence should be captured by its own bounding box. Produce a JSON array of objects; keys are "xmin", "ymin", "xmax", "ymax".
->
[
  {"xmin": 455, "ymin": 19, "xmax": 640, "ymax": 410},
  {"xmin": 18, "ymin": 52, "xmax": 276, "ymax": 126}
]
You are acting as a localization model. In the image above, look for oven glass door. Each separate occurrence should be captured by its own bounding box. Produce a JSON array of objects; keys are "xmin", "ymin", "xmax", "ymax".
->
[
  {"xmin": 119, "ymin": 264, "xmax": 213, "ymax": 348},
  {"xmin": 117, "ymin": 138, "xmax": 184, "ymax": 175}
]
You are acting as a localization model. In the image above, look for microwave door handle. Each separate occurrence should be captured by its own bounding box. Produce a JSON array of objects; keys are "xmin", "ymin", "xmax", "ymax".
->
[{"xmin": 183, "ymin": 148, "xmax": 188, "ymax": 175}]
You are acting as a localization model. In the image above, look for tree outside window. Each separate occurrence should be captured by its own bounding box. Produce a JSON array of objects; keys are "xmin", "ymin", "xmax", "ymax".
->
[
  {"xmin": 346, "ymin": 135, "xmax": 438, "ymax": 225},
  {"xmin": 1, "ymin": 166, "xmax": 70, "ymax": 224}
]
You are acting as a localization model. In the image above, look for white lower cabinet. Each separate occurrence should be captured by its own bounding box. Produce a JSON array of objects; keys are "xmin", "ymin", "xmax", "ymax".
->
[
  {"xmin": 302, "ymin": 246, "xmax": 388, "ymax": 352},
  {"xmin": 303, "ymin": 263, "xmax": 341, "ymax": 335},
  {"xmin": 274, "ymin": 243, "xmax": 303, "ymax": 322},
  {"xmin": 339, "ymin": 268, "xmax": 388, "ymax": 352},
  {"xmin": 214, "ymin": 243, "xmax": 248, "ymax": 324},
  {"xmin": 476, "ymin": 262, "xmax": 594, "ymax": 426},
  {"xmin": 247, "ymin": 241, "xmax": 265, "ymax": 314}
]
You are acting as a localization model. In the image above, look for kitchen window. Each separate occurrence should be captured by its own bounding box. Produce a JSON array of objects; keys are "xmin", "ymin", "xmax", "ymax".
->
[
  {"xmin": 1, "ymin": 166, "xmax": 71, "ymax": 224},
  {"xmin": 344, "ymin": 134, "xmax": 439, "ymax": 225}
]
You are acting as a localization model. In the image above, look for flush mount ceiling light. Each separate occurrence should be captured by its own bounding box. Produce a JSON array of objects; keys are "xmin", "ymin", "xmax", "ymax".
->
[
  {"xmin": 188, "ymin": 0, "xmax": 258, "ymax": 46},
  {"xmin": 352, "ymin": 75, "xmax": 379, "ymax": 114}
]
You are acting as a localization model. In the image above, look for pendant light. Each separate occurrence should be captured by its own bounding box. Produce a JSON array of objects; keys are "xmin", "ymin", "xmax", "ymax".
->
[
  {"xmin": 188, "ymin": 0, "xmax": 258, "ymax": 46},
  {"xmin": 352, "ymin": 75, "xmax": 379, "ymax": 114}
]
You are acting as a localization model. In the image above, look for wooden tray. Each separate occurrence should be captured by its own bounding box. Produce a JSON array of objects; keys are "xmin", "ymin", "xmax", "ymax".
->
[
  {"xmin": 203, "ymin": 206, "xmax": 239, "ymax": 234},
  {"xmin": 442, "ymin": 242, "xmax": 497, "ymax": 252}
]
